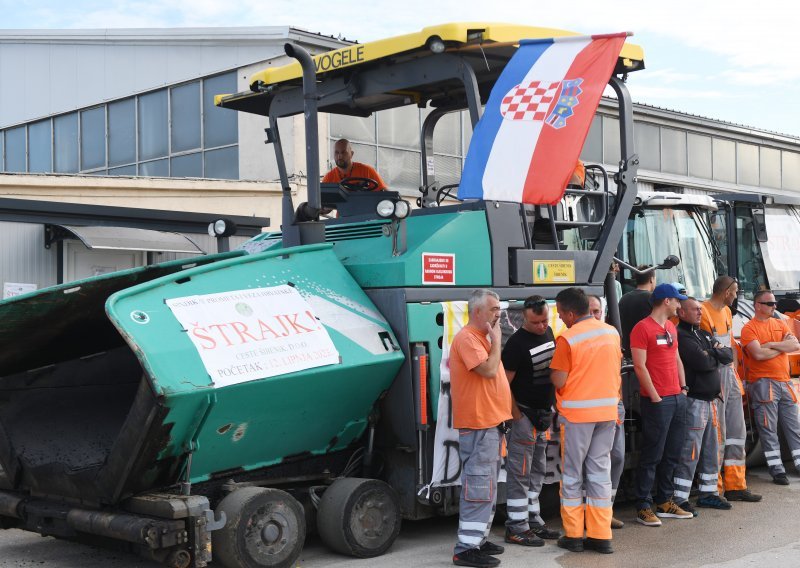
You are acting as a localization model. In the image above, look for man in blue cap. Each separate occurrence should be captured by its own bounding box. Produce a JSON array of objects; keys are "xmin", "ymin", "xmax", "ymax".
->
[{"xmin": 630, "ymin": 283, "xmax": 693, "ymax": 527}]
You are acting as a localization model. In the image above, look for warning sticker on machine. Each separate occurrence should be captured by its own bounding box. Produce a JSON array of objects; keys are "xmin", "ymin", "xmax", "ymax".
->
[
  {"xmin": 422, "ymin": 253, "xmax": 455, "ymax": 285},
  {"xmin": 533, "ymin": 260, "xmax": 575, "ymax": 284},
  {"xmin": 167, "ymin": 285, "xmax": 340, "ymax": 388}
]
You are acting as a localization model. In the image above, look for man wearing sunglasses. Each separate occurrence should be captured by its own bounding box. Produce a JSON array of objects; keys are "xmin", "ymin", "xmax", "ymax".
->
[
  {"xmin": 501, "ymin": 296, "xmax": 560, "ymax": 547},
  {"xmin": 701, "ymin": 276, "xmax": 762, "ymax": 502},
  {"xmin": 630, "ymin": 283, "xmax": 692, "ymax": 527},
  {"xmin": 740, "ymin": 290, "xmax": 800, "ymax": 486}
]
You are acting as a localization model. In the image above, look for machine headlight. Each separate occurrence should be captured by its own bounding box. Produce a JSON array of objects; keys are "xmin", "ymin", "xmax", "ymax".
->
[
  {"xmin": 376, "ymin": 200, "xmax": 396, "ymax": 218},
  {"xmin": 394, "ymin": 200, "xmax": 410, "ymax": 219}
]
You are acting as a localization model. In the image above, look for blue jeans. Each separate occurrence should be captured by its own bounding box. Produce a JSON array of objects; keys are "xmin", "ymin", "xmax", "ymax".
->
[{"xmin": 635, "ymin": 394, "xmax": 687, "ymax": 509}]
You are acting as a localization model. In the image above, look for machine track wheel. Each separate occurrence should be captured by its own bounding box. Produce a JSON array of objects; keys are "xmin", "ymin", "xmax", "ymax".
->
[
  {"xmin": 212, "ymin": 487, "xmax": 305, "ymax": 568},
  {"xmin": 316, "ymin": 477, "xmax": 401, "ymax": 558}
]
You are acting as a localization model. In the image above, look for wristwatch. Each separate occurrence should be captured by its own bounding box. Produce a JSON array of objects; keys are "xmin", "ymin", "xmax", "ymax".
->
[{"xmin": 680, "ymin": 385, "xmax": 689, "ymax": 393}]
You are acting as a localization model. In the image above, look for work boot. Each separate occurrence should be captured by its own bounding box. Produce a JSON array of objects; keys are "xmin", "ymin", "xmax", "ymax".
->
[
  {"xmin": 696, "ymin": 494, "xmax": 732, "ymax": 510},
  {"xmin": 453, "ymin": 548, "xmax": 501, "ymax": 567},
  {"xmin": 479, "ymin": 541, "xmax": 505, "ymax": 555},
  {"xmin": 636, "ymin": 507, "xmax": 662, "ymax": 527},
  {"xmin": 773, "ymin": 473, "xmax": 790, "ymax": 485},
  {"xmin": 504, "ymin": 528, "xmax": 544, "ymax": 547},
  {"xmin": 556, "ymin": 535, "xmax": 584, "ymax": 552},
  {"xmin": 655, "ymin": 500, "xmax": 694, "ymax": 519},
  {"xmin": 674, "ymin": 500, "xmax": 698, "ymax": 517},
  {"xmin": 584, "ymin": 537, "xmax": 614, "ymax": 554},
  {"xmin": 610, "ymin": 516, "xmax": 625, "ymax": 529},
  {"xmin": 725, "ymin": 489, "xmax": 762, "ymax": 502},
  {"xmin": 530, "ymin": 523, "xmax": 560, "ymax": 539}
]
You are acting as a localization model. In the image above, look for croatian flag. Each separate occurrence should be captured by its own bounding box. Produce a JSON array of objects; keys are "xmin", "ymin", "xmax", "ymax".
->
[{"xmin": 458, "ymin": 33, "xmax": 629, "ymax": 205}]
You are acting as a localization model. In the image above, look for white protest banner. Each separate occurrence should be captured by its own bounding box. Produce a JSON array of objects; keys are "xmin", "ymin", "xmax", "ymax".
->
[
  {"xmin": 3, "ymin": 282, "xmax": 37, "ymax": 299},
  {"xmin": 167, "ymin": 285, "xmax": 340, "ymax": 388}
]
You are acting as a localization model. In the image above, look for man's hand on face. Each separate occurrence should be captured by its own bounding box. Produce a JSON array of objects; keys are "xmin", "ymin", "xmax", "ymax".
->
[{"xmin": 485, "ymin": 320, "xmax": 501, "ymax": 344}]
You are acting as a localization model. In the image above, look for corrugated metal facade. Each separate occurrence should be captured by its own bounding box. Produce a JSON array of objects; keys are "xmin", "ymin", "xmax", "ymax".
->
[{"xmin": 0, "ymin": 222, "xmax": 57, "ymax": 290}]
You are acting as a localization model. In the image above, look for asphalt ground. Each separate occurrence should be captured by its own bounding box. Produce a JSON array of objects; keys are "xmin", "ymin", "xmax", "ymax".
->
[{"xmin": 1, "ymin": 465, "xmax": 799, "ymax": 567}]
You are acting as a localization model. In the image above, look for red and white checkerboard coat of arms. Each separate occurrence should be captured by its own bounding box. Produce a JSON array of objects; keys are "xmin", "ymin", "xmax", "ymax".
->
[{"xmin": 500, "ymin": 81, "xmax": 561, "ymax": 121}]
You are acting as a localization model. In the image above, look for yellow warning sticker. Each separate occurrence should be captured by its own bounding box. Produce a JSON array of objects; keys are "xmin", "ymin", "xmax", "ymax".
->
[{"xmin": 533, "ymin": 260, "xmax": 575, "ymax": 284}]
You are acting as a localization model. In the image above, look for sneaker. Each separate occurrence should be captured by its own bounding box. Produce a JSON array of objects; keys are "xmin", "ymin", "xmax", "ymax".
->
[
  {"xmin": 504, "ymin": 528, "xmax": 544, "ymax": 547},
  {"xmin": 725, "ymin": 489, "xmax": 763, "ymax": 502},
  {"xmin": 584, "ymin": 537, "xmax": 614, "ymax": 554},
  {"xmin": 773, "ymin": 473, "xmax": 790, "ymax": 486},
  {"xmin": 675, "ymin": 500, "xmax": 699, "ymax": 517},
  {"xmin": 636, "ymin": 508, "xmax": 662, "ymax": 527},
  {"xmin": 453, "ymin": 548, "xmax": 501, "ymax": 567},
  {"xmin": 530, "ymin": 523, "xmax": 560, "ymax": 539},
  {"xmin": 656, "ymin": 500, "xmax": 694, "ymax": 519},
  {"xmin": 556, "ymin": 535, "xmax": 584, "ymax": 552},
  {"xmin": 696, "ymin": 494, "xmax": 732, "ymax": 510},
  {"xmin": 479, "ymin": 541, "xmax": 505, "ymax": 555},
  {"xmin": 610, "ymin": 516, "xmax": 625, "ymax": 529}
]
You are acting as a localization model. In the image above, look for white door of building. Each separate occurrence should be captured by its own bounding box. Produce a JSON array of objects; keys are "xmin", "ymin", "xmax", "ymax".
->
[{"xmin": 64, "ymin": 242, "xmax": 145, "ymax": 282}]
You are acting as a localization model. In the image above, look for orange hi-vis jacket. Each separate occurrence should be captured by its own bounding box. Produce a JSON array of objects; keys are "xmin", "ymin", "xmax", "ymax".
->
[{"xmin": 552, "ymin": 317, "xmax": 622, "ymax": 423}]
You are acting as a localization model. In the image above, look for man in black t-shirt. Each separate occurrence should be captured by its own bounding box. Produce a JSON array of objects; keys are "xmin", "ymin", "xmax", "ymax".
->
[
  {"xmin": 619, "ymin": 265, "xmax": 656, "ymax": 356},
  {"xmin": 501, "ymin": 295, "xmax": 560, "ymax": 546}
]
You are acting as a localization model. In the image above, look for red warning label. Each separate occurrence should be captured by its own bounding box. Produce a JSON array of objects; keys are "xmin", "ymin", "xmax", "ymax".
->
[{"xmin": 422, "ymin": 253, "xmax": 455, "ymax": 285}]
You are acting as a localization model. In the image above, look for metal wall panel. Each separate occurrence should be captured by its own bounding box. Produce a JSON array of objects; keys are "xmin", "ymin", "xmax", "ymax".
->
[{"xmin": 0, "ymin": 222, "xmax": 57, "ymax": 292}]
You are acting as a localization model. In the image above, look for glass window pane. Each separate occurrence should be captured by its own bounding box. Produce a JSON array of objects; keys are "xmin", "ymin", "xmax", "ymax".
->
[
  {"xmin": 138, "ymin": 90, "xmax": 168, "ymax": 161},
  {"xmin": 28, "ymin": 120, "xmax": 51, "ymax": 173},
  {"xmin": 737, "ymin": 142, "xmax": 759, "ymax": 186},
  {"xmin": 760, "ymin": 147, "xmax": 781, "ymax": 189},
  {"xmin": 661, "ymin": 128, "xmax": 687, "ymax": 175},
  {"xmin": 171, "ymin": 82, "xmax": 201, "ymax": 153},
  {"xmin": 688, "ymin": 133, "xmax": 712, "ymax": 179},
  {"xmin": 329, "ymin": 114, "xmax": 376, "ymax": 144},
  {"xmin": 203, "ymin": 72, "xmax": 238, "ymax": 148},
  {"xmin": 171, "ymin": 152, "xmax": 202, "ymax": 178},
  {"xmin": 712, "ymin": 138, "xmax": 736, "ymax": 183},
  {"xmin": 431, "ymin": 109, "xmax": 461, "ymax": 156},
  {"xmin": 138, "ymin": 158, "xmax": 168, "ymax": 177},
  {"xmin": 377, "ymin": 106, "xmax": 420, "ymax": 150},
  {"xmin": 54, "ymin": 114, "xmax": 79, "ymax": 173},
  {"xmin": 204, "ymin": 146, "xmax": 238, "ymax": 179},
  {"xmin": 109, "ymin": 164, "xmax": 136, "ymax": 176},
  {"xmin": 783, "ymin": 151, "xmax": 800, "ymax": 191},
  {"xmin": 602, "ymin": 116, "xmax": 620, "ymax": 166},
  {"xmin": 434, "ymin": 154, "xmax": 461, "ymax": 186},
  {"xmin": 108, "ymin": 98, "xmax": 136, "ymax": 166},
  {"xmin": 580, "ymin": 115, "xmax": 602, "ymax": 164},
  {"xmin": 0, "ymin": 131, "xmax": 4, "ymax": 172},
  {"xmin": 378, "ymin": 147, "xmax": 420, "ymax": 191},
  {"xmin": 635, "ymin": 122, "xmax": 660, "ymax": 171},
  {"xmin": 5, "ymin": 127, "xmax": 26, "ymax": 172},
  {"xmin": 81, "ymin": 106, "xmax": 106, "ymax": 171}
]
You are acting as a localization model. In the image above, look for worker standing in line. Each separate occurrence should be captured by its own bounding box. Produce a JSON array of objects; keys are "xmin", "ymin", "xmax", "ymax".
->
[
  {"xmin": 672, "ymin": 297, "xmax": 732, "ymax": 514},
  {"xmin": 618, "ymin": 266, "xmax": 656, "ymax": 357},
  {"xmin": 449, "ymin": 289, "xmax": 513, "ymax": 568},
  {"xmin": 630, "ymin": 283, "xmax": 693, "ymax": 526},
  {"xmin": 502, "ymin": 296, "xmax": 560, "ymax": 547},
  {"xmin": 740, "ymin": 290, "xmax": 800, "ymax": 486},
  {"xmin": 701, "ymin": 276, "xmax": 762, "ymax": 502},
  {"xmin": 588, "ymin": 295, "xmax": 625, "ymax": 530},
  {"xmin": 550, "ymin": 288, "xmax": 621, "ymax": 554}
]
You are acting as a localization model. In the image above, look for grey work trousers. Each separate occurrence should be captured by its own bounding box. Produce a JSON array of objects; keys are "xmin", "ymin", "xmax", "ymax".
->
[
  {"xmin": 504, "ymin": 413, "xmax": 548, "ymax": 534},
  {"xmin": 673, "ymin": 397, "xmax": 720, "ymax": 502},
  {"xmin": 610, "ymin": 400, "xmax": 625, "ymax": 500},
  {"xmin": 748, "ymin": 379, "xmax": 800, "ymax": 477},
  {"xmin": 455, "ymin": 427, "xmax": 502, "ymax": 555},
  {"xmin": 716, "ymin": 365, "xmax": 748, "ymax": 490}
]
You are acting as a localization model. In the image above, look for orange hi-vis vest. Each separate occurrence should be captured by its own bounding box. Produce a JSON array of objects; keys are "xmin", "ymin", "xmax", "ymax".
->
[{"xmin": 555, "ymin": 317, "xmax": 622, "ymax": 423}]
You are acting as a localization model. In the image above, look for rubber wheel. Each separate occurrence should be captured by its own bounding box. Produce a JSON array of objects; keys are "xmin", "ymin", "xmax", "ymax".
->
[
  {"xmin": 316, "ymin": 477, "xmax": 401, "ymax": 558},
  {"xmin": 212, "ymin": 487, "xmax": 305, "ymax": 568}
]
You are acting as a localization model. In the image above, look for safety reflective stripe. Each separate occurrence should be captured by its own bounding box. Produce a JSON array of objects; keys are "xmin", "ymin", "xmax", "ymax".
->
[
  {"xmin": 506, "ymin": 498, "xmax": 528, "ymax": 507},
  {"xmin": 673, "ymin": 489, "xmax": 690, "ymax": 500},
  {"xmin": 767, "ymin": 458, "xmax": 783, "ymax": 466},
  {"xmin": 528, "ymin": 504, "xmax": 541, "ymax": 513},
  {"xmin": 699, "ymin": 484, "xmax": 718, "ymax": 492},
  {"xmin": 586, "ymin": 497, "xmax": 612, "ymax": 508},
  {"xmin": 561, "ymin": 397, "xmax": 619, "ymax": 409},
  {"xmin": 459, "ymin": 521, "xmax": 488, "ymax": 532},
  {"xmin": 527, "ymin": 491, "xmax": 540, "ymax": 499},
  {"xmin": 699, "ymin": 473, "xmax": 718, "ymax": 481},
  {"xmin": 726, "ymin": 438, "xmax": 746, "ymax": 446},
  {"xmin": 561, "ymin": 497, "xmax": 583, "ymax": 507},
  {"xmin": 507, "ymin": 510, "xmax": 528, "ymax": 520},
  {"xmin": 586, "ymin": 472, "xmax": 610, "ymax": 484},
  {"xmin": 724, "ymin": 459, "xmax": 746, "ymax": 466},
  {"xmin": 458, "ymin": 534, "xmax": 484, "ymax": 545},
  {"xmin": 764, "ymin": 450, "xmax": 781, "ymax": 457},
  {"xmin": 673, "ymin": 477, "xmax": 692, "ymax": 487},
  {"xmin": 565, "ymin": 327, "xmax": 619, "ymax": 347}
]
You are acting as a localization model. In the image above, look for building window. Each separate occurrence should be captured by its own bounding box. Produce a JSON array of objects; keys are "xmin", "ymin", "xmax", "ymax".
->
[
  {"xmin": 635, "ymin": 122, "xmax": 660, "ymax": 171},
  {"xmin": 171, "ymin": 81, "xmax": 201, "ymax": 153},
  {"xmin": 783, "ymin": 151, "xmax": 800, "ymax": 191},
  {"xmin": 5, "ymin": 126, "xmax": 27, "ymax": 173},
  {"xmin": 0, "ymin": 132, "xmax": 4, "ymax": 172},
  {"xmin": 171, "ymin": 152, "xmax": 203, "ymax": 177},
  {"xmin": 712, "ymin": 138, "xmax": 736, "ymax": 183},
  {"xmin": 138, "ymin": 90, "xmax": 168, "ymax": 161},
  {"xmin": 54, "ymin": 114, "xmax": 79, "ymax": 173},
  {"xmin": 760, "ymin": 147, "xmax": 781, "ymax": 189},
  {"xmin": 602, "ymin": 116, "xmax": 621, "ymax": 166},
  {"xmin": 81, "ymin": 107, "xmax": 106, "ymax": 171},
  {"xmin": 737, "ymin": 142, "xmax": 759, "ymax": 186},
  {"xmin": 28, "ymin": 120, "xmax": 52, "ymax": 173},
  {"xmin": 204, "ymin": 146, "xmax": 238, "ymax": 180},
  {"xmin": 580, "ymin": 115, "xmax": 602, "ymax": 164},
  {"xmin": 139, "ymin": 158, "xmax": 168, "ymax": 177},
  {"xmin": 687, "ymin": 133, "xmax": 712, "ymax": 179},
  {"xmin": 203, "ymin": 73, "xmax": 238, "ymax": 149},
  {"xmin": 108, "ymin": 98, "xmax": 136, "ymax": 167}
]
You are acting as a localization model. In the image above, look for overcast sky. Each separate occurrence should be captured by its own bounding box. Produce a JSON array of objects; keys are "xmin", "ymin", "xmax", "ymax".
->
[{"xmin": 4, "ymin": 0, "xmax": 799, "ymax": 137}]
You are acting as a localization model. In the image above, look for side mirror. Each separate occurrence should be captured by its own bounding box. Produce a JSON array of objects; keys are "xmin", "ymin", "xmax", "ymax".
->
[
  {"xmin": 752, "ymin": 207, "xmax": 768, "ymax": 242},
  {"xmin": 656, "ymin": 255, "xmax": 680, "ymax": 270}
]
